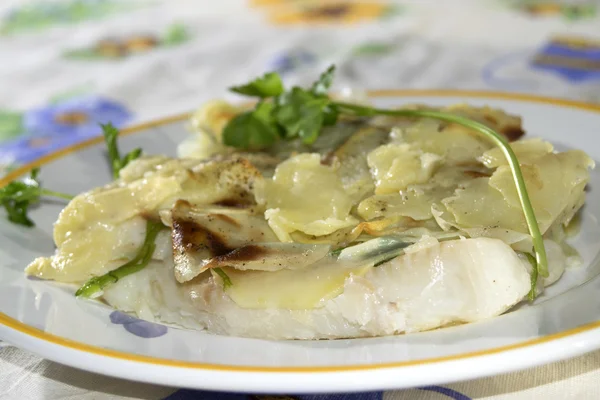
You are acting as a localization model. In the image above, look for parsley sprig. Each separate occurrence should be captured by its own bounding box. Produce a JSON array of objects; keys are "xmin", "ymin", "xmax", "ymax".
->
[
  {"xmin": 223, "ymin": 66, "xmax": 339, "ymax": 149},
  {"xmin": 1, "ymin": 123, "xmax": 140, "ymax": 228},
  {"xmin": 101, "ymin": 123, "xmax": 142, "ymax": 179},
  {"xmin": 524, "ymin": 252, "xmax": 539, "ymax": 301},
  {"xmin": 0, "ymin": 168, "xmax": 73, "ymax": 227},
  {"xmin": 224, "ymin": 65, "xmax": 548, "ymax": 297},
  {"xmin": 213, "ymin": 267, "xmax": 233, "ymax": 289},
  {"xmin": 76, "ymin": 219, "xmax": 165, "ymax": 298},
  {"xmin": 0, "ymin": 121, "xmax": 153, "ymax": 296}
]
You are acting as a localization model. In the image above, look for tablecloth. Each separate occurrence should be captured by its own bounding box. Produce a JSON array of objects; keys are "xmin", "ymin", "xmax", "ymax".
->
[{"xmin": 1, "ymin": 0, "xmax": 600, "ymax": 398}]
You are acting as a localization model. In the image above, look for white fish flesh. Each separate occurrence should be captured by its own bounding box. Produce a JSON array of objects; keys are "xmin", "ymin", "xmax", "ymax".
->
[{"xmin": 102, "ymin": 237, "xmax": 531, "ymax": 339}]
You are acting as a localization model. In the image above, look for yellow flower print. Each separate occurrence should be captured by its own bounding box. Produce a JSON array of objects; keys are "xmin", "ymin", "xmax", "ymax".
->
[
  {"xmin": 249, "ymin": 0, "xmax": 315, "ymax": 7},
  {"xmin": 517, "ymin": 2, "xmax": 596, "ymax": 20},
  {"xmin": 64, "ymin": 23, "xmax": 189, "ymax": 61},
  {"xmin": 93, "ymin": 35, "xmax": 159, "ymax": 59},
  {"xmin": 524, "ymin": 3, "xmax": 562, "ymax": 16},
  {"xmin": 249, "ymin": 0, "xmax": 292, "ymax": 6},
  {"xmin": 265, "ymin": 1, "xmax": 395, "ymax": 25},
  {"xmin": 123, "ymin": 35, "xmax": 159, "ymax": 54},
  {"xmin": 551, "ymin": 35, "xmax": 600, "ymax": 50},
  {"xmin": 53, "ymin": 111, "xmax": 90, "ymax": 125},
  {"xmin": 95, "ymin": 39, "xmax": 127, "ymax": 59}
]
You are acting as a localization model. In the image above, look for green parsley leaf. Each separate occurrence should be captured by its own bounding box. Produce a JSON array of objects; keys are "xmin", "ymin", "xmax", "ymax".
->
[
  {"xmin": 76, "ymin": 219, "xmax": 165, "ymax": 298},
  {"xmin": 0, "ymin": 168, "xmax": 73, "ymax": 227},
  {"xmin": 4, "ymin": 199, "xmax": 34, "ymax": 227},
  {"xmin": 101, "ymin": 123, "xmax": 142, "ymax": 179},
  {"xmin": 30, "ymin": 167, "xmax": 40, "ymax": 180},
  {"xmin": 524, "ymin": 252, "xmax": 538, "ymax": 301},
  {"xmin": 322, "ymin": 104, "xmax": 339, "ymax": 126},
  {"xmin": 230, "ymin": 72, "xmax": 284, "ymax": 98},
  {"xmin": 121, "ymin": 147, "xmax": 143, "ymax": 166},
  {"xmin": 310, "ymin": 64, "xmax": 336, "ymax": 97},
  {"xmin": 274, "ymin": 87, "xmax": 329, "ymax": 144},
  {"xmin": 222, "ymin": 102, "xmax": 279, "ymax": 149},
  {"xmin": 213, "ymin": 267, "xmax": 233, "ymax": 289}
]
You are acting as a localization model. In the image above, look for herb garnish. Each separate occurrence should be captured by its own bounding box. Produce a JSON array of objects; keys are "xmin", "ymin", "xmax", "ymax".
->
[
  {"xmin": 213, "ymin": 267, "xmax": 233, "ymax": 289},
  {"xmin": 223, "ymin": 66, "xmax": 339, "ymax": 149},
  {"xmin": 224, "ymin": 65, "xmax": 548, "ymax": 296},
  {"xmin": 1, "ymin": 122, "xmax": 138, "ymax": 227},
  {"xmin": 76, "ymin": 219, "xmax": 165, "ymax": 298},
  {"xmin": 101, "ymin": 122, "xmax": 142, "ymax": 179},
  {"xmin": 524, "ymin": 253, "xmax": 539, "ymax": 301},
  {"xmin": 230, "ymin": 71, "xmax": 284, "ymax": 98},
  {"xmin": 0, "ymin": 168, "xmax": 73, "ymax": 227}
]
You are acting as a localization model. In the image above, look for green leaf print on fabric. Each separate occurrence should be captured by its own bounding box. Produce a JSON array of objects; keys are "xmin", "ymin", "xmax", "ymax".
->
[
  {"xmin": 161, "ymin": 23, "xmax": 190, "ymax": 46},
  {"xmin": 502, "ymin": 1, "xmax": 597, "ymax": 21},
  {"xmin": 352, "ymin": 42, "xmax": 396, "ymax": 57},
  {"xmin": 0, "ymin": 0, "xmax": 137, "ymax": 35},
  {"xmin": 0, "ymin": 111, "xmax": 23, "ymax": 142},
  {"xmin": 63, "ymin": 23, "xmax": 190, "ymax": 61},
  {"xmin": 562, "ymin": 5, "xmax": 596, "ymax": 21},
  {"xmin": 379, "ymin": 4, "xmax": 404, "ymax": 20}
]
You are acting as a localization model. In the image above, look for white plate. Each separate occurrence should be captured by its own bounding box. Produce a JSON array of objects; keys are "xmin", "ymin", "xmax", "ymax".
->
[{"xmin": 2, "ymin": 91, "xmax": 600, "ymax": 393}]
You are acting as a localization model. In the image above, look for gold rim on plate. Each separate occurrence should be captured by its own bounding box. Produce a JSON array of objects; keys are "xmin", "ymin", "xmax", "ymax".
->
[{"xmin": 2, "ymin": 89, "xmax": 600, "ymax": 373}]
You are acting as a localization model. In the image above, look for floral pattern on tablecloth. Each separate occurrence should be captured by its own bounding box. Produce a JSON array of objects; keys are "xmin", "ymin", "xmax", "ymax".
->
[
  {"xmin": 0, "ymin": 94, "xmax": 131, "ymax": 165},
  {"xmin": 0, "ymin": 0, "xmax": 142, "ymax": 35}
]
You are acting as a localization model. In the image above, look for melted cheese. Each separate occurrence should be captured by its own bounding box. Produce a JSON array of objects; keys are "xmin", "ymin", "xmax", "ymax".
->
[
  {"xmin": 26, "ymin": 217, "xmax": 161, "ymax": 283},
  {"xmin": 215, "ymin": 259, "xmax": 372, "ymax": 309},
  {"xmin": 357, "ymin": 164, "xmax": 487, "ymax": 222},
  {"xmin": 367, "ymin": 143, "xmax": 442, "ymax": 194},
  {"xmin": 255, "ymin": 153, "xmax": 358, "ymax": 241},
  {"xmin": 397, "ymin": 118, "xmax": 494, "ymax": 164},
  {"xmin": 333, "ymin": 126, "xmax": 389, "ymax": 201},
  {"xmin": 479, "ymin": 138, "xmax": 553, "ymax": 168},
  {"xmin": 26, "ymin": 156, "xmax": 265, "ymax": 282},
  {"xmin": 442, "ymin": 150, "xmax": 593, "ymax": 234}
]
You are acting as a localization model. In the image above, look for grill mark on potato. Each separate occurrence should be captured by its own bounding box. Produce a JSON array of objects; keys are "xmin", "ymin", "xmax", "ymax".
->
[
  {"xmin": 172, "ymin": 218, "xmax": 233, "ymax": 258},
  {"xmin": 463, "ymin": 170, "xmax": 491, "ymax": 178},
  {"xmin": 437, "ymin": 120, "xmax": 525, "ymax": 142},
  {"xmin": 320, "ymin": 152, "xmax": 337, "ymax": 166},
  {"xmin": 175, "ymin": 199, "xmax": 192, "ymax": 208},
  {"xmin": 205, "ymin": 245, "xmax": 269, "ymax": 269},
  {"xmin": 501, "ymin": 125, "xmax": 526, "ymax": 141},
  {"xmin": 483, "ymin": 115, "xmax": 498, "ymax": 124},
  {"xmin": 138, "ymin": 211, "xmax": 162, "ymax": 223},
  {"xmin": 209, "ymin": 213, "xmax": 242, "ymax": 228},
  {"xmin": 213, "ymin": 198, "xmax": 253, "ymax": 208}
]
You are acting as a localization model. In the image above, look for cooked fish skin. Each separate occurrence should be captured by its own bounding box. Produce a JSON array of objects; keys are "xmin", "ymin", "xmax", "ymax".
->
[{"xmin": 102, "ymin": 237, "xmax": 531, "ymax": 339}]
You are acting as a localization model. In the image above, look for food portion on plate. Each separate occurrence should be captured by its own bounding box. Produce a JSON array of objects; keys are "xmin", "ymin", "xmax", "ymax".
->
[{"xmin": 5, "ymin": 66, "xmax": 594, "ymax": 339}]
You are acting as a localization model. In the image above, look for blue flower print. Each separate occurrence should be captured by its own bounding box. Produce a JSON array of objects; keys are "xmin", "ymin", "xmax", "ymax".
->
[
  {"xmin": 297, "ymin": 393, "xmax": 383, "ymax": 400},
  {"xmin": 110, "ymin": 311, "xmax": 168, "ymax": 338},
  {"xmin": 419, "ymin": 386, "xmax": 472, "ymax": 400},
  {"xmin": 162, "ymin": 390, "xmax": 385, "ymax": 400},
  {"xmin": 269, "ymin": 49, "xmax": 316, "ymax": 74},
  {"xmin": 0, "ymin": 95, "xmax": 131, "ymax": 164},
  {"xmin": 1, "ymin": 132, "xmax": 85, "ymax": 164},
  {"xmin": 482, "ymin": 37, "xmax": 600, "ymax": 89},
  {"xmin": 23, "ymin": 95, "xmax": 131, "ymax": 138},
  {"xmin": 529, "ymin": 37, "xmax": 600, "ymax": 83}
]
